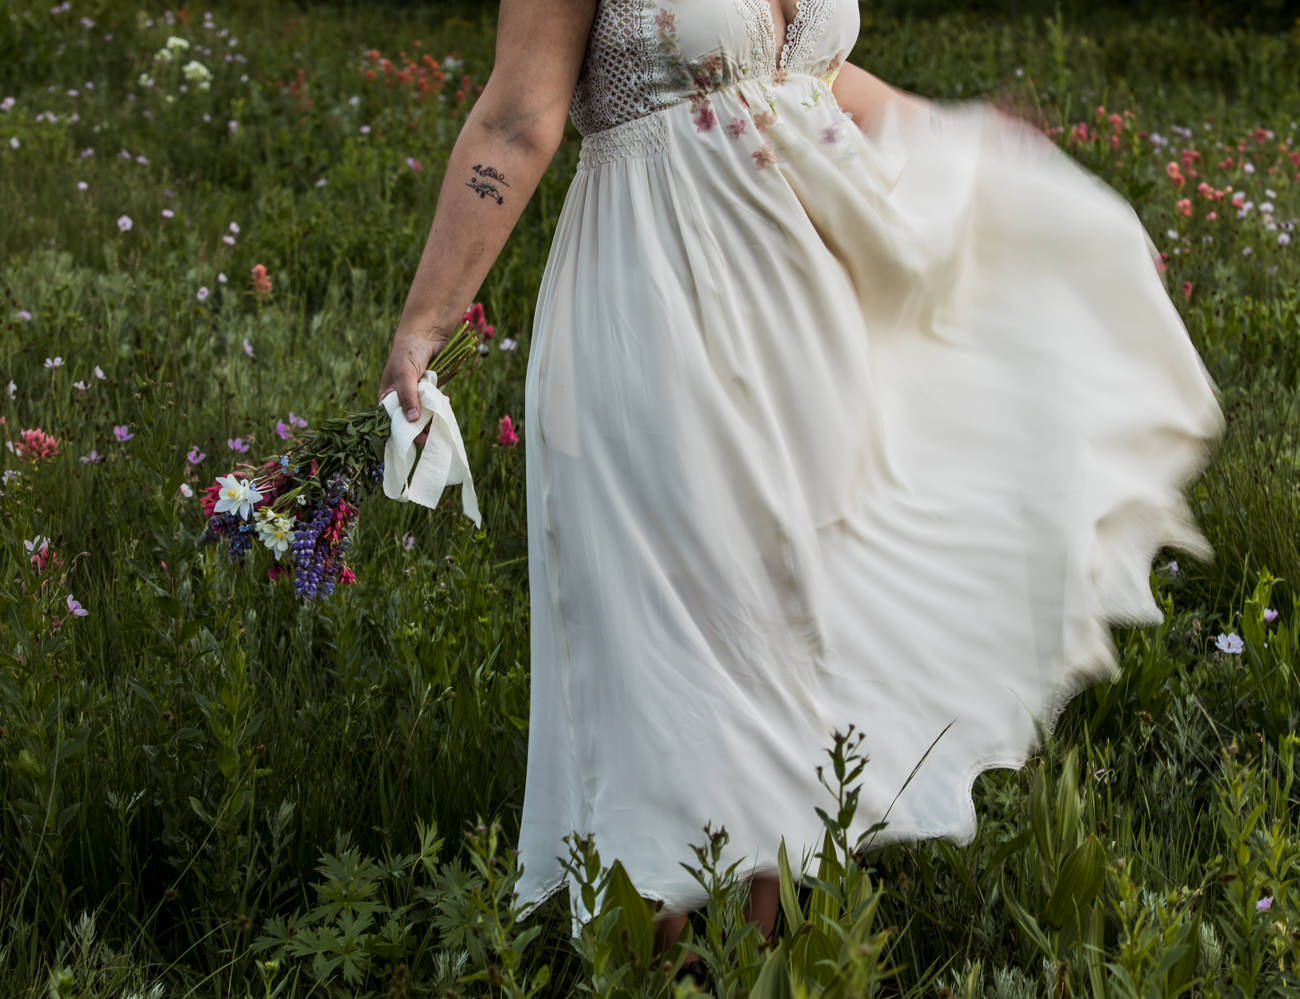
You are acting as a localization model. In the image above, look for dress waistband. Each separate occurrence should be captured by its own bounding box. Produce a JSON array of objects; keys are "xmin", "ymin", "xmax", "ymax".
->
[
  {"xmin": 575, "ymin": 72, "xmax": 830, "ymax": 170},
  {"xmin": 577, "ymin": 113, "xmax": 670, "ymax": 170}
]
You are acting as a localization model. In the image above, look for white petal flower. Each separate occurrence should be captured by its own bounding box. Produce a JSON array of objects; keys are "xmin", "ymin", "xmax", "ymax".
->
[
  {"xmin": 255, "ymin": 509, "xmax": 294, "ymax": 558},
  {"xmin": 212, "ymin": 474, "xmax": 262, "ymax": 519},
  {"xmin": 1215, "ymin": 632, "xmax": 1244, "ymax": 655}
]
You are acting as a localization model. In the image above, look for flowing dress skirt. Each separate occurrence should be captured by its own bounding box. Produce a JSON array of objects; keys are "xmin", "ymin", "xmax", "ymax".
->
[{"xmin": 515, "ymin": 84, "xmax": 1224, "ymax": 924}]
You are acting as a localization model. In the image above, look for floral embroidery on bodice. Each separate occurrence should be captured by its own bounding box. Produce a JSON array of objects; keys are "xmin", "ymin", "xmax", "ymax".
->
[{"xmin": 569, "ymin": 0, "xmax": 859, "ymax": 139}]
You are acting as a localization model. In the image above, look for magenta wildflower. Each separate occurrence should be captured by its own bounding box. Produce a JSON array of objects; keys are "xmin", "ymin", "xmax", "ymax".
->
[
  {"xmin": 80, "ymin": 450, "xmax": 102, "ymax": 464},
  {"xmin": 1257, "ymin": 896, "xmax": 1273, "ymax": 912},
  {"xmin": 227, "ymin": 437, "xmax": 250, "ymax": 452},
  {"xmin": 275, "ymin": 420, "xmax": 291, "ymax": 440},
  {"xmin": 113, "ymin": 424, "xmax": 133, "ymax": 442},
  {"xmin": 187, "ymin": 447, "xmax": 206, "ymax": 464},
  {"xmin": 288, "ymin": 412, "xmax": 308, "ymax": 429},
  {"xmin": 66, "ymin": 594, "xmax": 88, "ymax": 617}
]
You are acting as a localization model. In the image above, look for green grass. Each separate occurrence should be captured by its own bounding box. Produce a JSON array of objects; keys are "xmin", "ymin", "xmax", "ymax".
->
[{"xmin": 1, "ymin": 1, "xmax": 1299, "ymax": 996}]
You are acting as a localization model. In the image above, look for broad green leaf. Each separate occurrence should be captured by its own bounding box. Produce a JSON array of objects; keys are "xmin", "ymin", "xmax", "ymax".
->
[{"xmin": 1044, "ymin": 834, "xmax": 1106, "ymax": 929}]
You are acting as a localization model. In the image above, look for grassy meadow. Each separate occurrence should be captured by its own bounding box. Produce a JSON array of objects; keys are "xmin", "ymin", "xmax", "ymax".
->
[{"xmin": 2, "ymin": 1, "xmax": 1300, "ymax": 996}]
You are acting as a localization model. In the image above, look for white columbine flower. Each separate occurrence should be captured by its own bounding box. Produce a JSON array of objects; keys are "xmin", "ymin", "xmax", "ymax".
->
[
  {"xmin": 212, "ymin": 473, "xmax": 262, "ymax": 520},
  {"xmin": 254, "ymin": 508, "xmax": 294, "ymax": 558}
]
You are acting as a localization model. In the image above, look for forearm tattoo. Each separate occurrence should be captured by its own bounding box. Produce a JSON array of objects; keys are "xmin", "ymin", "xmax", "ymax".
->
[{"xmin": 466, "ymin": 163, "xmax": 510, "ymax": 206}]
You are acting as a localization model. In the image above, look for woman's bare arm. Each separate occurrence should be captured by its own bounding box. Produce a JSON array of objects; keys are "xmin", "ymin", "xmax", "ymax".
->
[
  {"xmin": 379, "ymin": 0, "xmax": 597, "ymax": 421},
  {"xmin": 830, "ymin": 61, "xmax": 928, "ymax": 133}
]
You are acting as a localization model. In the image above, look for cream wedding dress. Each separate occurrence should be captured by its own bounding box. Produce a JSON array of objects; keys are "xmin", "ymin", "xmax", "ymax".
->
[{"xmin": 514, "ymin": 0, "xmax": 1224, "ymax": 924}]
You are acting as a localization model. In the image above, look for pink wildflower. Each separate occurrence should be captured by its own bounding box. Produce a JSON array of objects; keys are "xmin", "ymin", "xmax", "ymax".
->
[
  {"xmin": 249, "ymin": 264, "xmax": 272, "ymax": 298},
  {"xmin": 496, "ymin": 414, "xmax": 519, "ymax": 448},
  {"xmin": 14, "ymin": 427, "xmax": 58, "ymax": 462},
  {"xmin": 1176, "ymin": 198, "xmax": 1192, "ymax": 217}
]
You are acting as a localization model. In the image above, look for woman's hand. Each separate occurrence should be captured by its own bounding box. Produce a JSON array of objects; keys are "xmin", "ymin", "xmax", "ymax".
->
[{"xmin": 378, "ymin": 324, "xmax": 450, "ymax": 445}]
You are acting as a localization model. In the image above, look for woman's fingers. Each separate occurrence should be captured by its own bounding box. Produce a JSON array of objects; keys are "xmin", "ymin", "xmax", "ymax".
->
[{"xmin": 379, "ymin": 330, "xmax": 443, "ymax": 417}]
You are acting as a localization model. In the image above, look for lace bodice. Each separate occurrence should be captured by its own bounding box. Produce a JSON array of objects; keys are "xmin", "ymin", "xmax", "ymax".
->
[{"xmin": 569, "ymin": 0, "xmax": 859, "ymax": 138}]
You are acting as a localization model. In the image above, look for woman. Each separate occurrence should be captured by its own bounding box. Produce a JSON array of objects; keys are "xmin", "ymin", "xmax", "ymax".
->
[{"xmin": 378, "ymin": 0, "xmax": 1224, "ymax": 958}]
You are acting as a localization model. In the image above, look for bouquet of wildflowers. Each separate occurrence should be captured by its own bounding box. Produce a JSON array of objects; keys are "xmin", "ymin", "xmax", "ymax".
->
[{"xmin": 199, "ymin": 312, "xmax": 488, "ymax": 600}]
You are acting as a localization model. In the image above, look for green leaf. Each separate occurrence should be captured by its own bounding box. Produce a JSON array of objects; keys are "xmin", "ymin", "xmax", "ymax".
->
[
  {"xmin": 749, "ymin": 940, "xmax": 792, "ymax": 999},
  {"xmin": 600, "ymin": 860, "xmax": 654, "ymax": 967},
  {"xmin": 1044, "ymin": 834, "xmax": 1106, "ymax": 929},
  {"xmin": 1001, "ymin": 872, "xmax": 1053, "ymax": 956},
  {"xmin": 777, "ymin": 839, "xmax": 804, "ymax": 932}
]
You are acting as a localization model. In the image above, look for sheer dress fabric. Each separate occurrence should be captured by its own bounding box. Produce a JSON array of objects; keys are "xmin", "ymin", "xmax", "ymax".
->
[{"xmin": 515, "ymin": 0, "xmax": 1225, "ymax": 928}]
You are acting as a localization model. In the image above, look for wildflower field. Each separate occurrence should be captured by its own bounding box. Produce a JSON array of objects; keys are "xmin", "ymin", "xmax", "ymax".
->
[{"xmin": 3, "ymin": 1, "xmax": 1300, "ymax": 996}]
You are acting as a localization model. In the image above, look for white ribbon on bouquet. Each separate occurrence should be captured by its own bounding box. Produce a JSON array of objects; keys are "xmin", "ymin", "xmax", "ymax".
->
[{"xmin": 380, "ymin": 371, "xmax": 481, "ymax": 528}]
